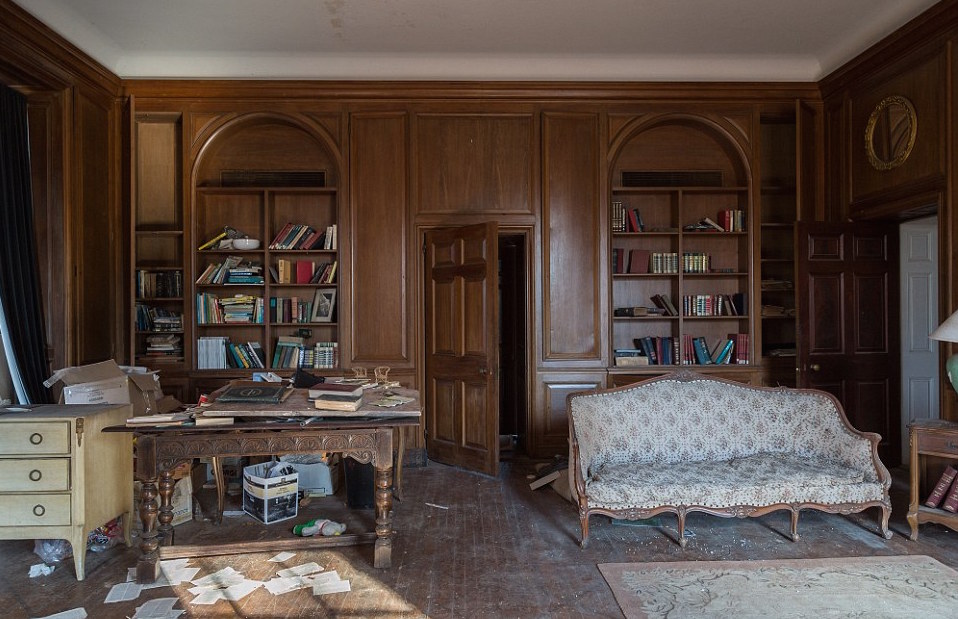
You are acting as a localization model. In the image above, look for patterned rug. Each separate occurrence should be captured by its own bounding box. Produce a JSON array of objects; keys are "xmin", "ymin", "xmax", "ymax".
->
[{"xmin": 598, "ymin": 555, "xmax": 958, "ymax": 618}]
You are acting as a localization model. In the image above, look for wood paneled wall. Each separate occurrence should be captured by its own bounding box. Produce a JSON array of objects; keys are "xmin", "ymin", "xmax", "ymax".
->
[{"xmin": 819, "ymin": 0, "xmax": 958, "ymax": 421}]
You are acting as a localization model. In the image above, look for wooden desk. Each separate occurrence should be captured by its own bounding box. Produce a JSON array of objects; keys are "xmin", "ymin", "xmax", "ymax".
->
[
  {"xmin": 907, "ymin": 419, "xmax": 958, "ymax": 540},
  {"xmin": 114, "ymin": 388, "xmax": 420, "ymax": 583}
]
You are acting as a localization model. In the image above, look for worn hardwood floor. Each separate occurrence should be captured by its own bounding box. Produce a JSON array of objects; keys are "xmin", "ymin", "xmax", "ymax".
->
[{"xmin": 1, "ymin": 460, "xmax": 957, "ymax": 618}]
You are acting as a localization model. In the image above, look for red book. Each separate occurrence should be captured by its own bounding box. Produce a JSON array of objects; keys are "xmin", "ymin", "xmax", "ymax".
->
[
  {"xmin": 942, "ymin": 480, "xmax": 958, "ymax": 512},
  {"xmin": 295, "ymin": 260, "xmax": 314, "ymax": 284},
  {"xmin": 628, "ymin": 249, "xmax": 650, "ymax": 274},
  {"xmin": 926, "ymin": 466, "xmax": 958, "ymax": 508}
]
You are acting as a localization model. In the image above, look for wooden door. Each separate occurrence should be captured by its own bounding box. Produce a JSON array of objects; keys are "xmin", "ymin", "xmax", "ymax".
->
[
  {"xmin": 424, "ymin": 223, "xmax": 500, "ymax": 476},
  {"xmin": 899, "ymin": 216, "xmax": 939, "ymax": 462},
  {"xmin": 796, "ymin": 222, "xmax": 900, "ymax": 465}
]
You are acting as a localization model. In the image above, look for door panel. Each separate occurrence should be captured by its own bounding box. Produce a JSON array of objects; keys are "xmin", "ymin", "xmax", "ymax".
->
[
  {"xmin": 424, "ymin": 223, "xmax": 499, "ymax": 475},
  {"xmin": 797, "ymin": 222, "xmax": 900, "ymax": 465}
]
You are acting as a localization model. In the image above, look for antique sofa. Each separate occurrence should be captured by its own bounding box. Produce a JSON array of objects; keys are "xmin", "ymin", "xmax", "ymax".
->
[{"xmin": 567, "ymin": 371, "xmax": 892, "ymax": 546}]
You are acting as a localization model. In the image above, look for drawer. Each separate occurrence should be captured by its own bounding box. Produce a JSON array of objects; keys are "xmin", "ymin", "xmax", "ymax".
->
[
  {"xmin": 0, "ymin": 459, "xmax": 70, "ymax": 492},
  {"xmin": 0, "ymin": 422, "xmax": 70, "ymax": 456},
  {"xmin": 0, "ymin": 493, "xmax": 71, "ymax": 526},
  {"xmin": 915, "ymin": 431, "xmax": 958, "ymax": 456}
]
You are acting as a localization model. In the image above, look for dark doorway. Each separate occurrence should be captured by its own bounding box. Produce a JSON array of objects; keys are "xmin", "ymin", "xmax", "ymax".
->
[{"xmin": 499, "ymin": 233, "xmax": 528, "ymax": 458}]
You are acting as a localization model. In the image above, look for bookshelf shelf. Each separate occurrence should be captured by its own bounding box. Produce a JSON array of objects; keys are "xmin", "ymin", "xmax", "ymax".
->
[
  {"xmin": 608, "ymin": 118, "xmax": 756, "ymax": 376},
  {"xmin": 908, "ymin": 420, "xmax": 958, "ymax": 539}
]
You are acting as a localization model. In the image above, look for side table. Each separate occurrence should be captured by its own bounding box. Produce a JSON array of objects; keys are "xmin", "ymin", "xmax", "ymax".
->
[{"xmin": 907, "ymin": 419, "xmax": 958, "ymax": 540}]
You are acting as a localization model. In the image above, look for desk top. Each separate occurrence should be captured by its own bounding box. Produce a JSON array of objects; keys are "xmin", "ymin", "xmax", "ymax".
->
[{"xmin": 199, "ymin": 386, "xmax": 421, "ymax": 419}]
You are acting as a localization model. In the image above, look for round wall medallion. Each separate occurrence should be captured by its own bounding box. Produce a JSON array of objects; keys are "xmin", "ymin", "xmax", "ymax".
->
[{"xmin": 865, "ymin": 95, "xmax": 917, "ymax": 171}]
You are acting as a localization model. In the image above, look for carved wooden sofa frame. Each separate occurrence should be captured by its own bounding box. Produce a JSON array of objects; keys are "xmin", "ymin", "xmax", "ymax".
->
[{"xmin": 567, "ymin": 371, "xmax": 892, "ymax": 547}]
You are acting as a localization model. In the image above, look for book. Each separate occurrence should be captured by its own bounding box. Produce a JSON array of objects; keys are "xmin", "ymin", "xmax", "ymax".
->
[
  {"xmin": 927, "ymin": 466, "xmax": 958, "ymax": 508},
  {"xmin": 942, "ymin": 477, "xmax": 958, "ymax": 512},
  {"xmin": 628, "ymin": 249, "xmax": 650, "ymax": 274},
  {"xmin": 296, "ymin": 260, "xmax": 314, "ymax": 284},
  {"xmin": 692, "ymin": 337, "xmax": 714, "ymax": 364},
  {"xmin": 314, "ymin": 397, "xmax": 362, "ymax": 412},
  {"xmin": 215, "ymin": 382, "xmax": 294, "ymax": 404},
  {"xmin": 194, "ymin": 415, "xmax": 234, "ymax": 426},
  {"xmin": 309, "ymin": 383, "xmax": 364, "ymax": 398},
  {"xmin": 126, "ymin": 412, "xmax": 191, "ymax": 427},
  {"xmin": 269, "ymin": 223, "xmax": 295, "ymax": 249}
]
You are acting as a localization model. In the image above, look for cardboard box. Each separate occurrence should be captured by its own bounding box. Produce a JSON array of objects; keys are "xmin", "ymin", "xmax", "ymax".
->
[
  {"xmin": 278, "ymin": 456, "xmax": 340, "ymax": 496},
  {"xmin": 44, "ymin": 360, "xmax": 163, "ymax": 417},
  {"xmin": 170, "ymin": 476, "xmax": 193, "ymax": 526},
  {"xmin": 242, "ymin": 462, "xmax": 298, "ymax": 524}
]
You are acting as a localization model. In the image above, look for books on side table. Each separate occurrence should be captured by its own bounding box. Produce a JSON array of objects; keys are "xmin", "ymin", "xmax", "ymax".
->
[{"xmin": 924, "ymin": 465, "xmax": 958, "ymax": 511}]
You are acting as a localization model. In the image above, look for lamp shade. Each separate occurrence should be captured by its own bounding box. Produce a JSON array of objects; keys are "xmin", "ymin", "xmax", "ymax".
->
[{"xmin": 930, "ymin": 310, "xmax": 958, "ymax": 343}]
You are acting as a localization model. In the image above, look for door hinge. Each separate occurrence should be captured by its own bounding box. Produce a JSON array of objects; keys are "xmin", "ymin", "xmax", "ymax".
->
[{"xmin": 75, "ymin": 417, "xmax": 84, "ymax": 448}]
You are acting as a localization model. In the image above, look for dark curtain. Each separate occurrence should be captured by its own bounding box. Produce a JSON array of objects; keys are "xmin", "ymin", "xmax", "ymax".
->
[{"xmin": 0, "ymin": 83, "xmax": 50, "ymax": 403}]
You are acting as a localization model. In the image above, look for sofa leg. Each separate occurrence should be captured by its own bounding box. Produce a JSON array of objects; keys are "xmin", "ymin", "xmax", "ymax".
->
[
  {"xmin": 580, "ymin": 514, "xmax": 590, "ymax": 548},
  {"xmin": 879, "ymin": 504, "xmax": 893, "ymax": 540},
  {"xmin": 677, "ymin": 510, "xmax": 687, "ymax": 548},
  {"xmin": 790, "ymin": 507, "xmax": 800, "ymax": 542}
]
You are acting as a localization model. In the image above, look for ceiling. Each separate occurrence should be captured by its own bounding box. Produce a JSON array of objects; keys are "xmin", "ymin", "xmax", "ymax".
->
[{"xmin": 13, "ymin": 0, "xmax": 942, "ymax": 82}]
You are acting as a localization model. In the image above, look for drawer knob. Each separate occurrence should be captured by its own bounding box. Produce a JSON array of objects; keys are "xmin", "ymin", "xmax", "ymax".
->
[
  {"xmin": 28, "ymin": 469, "xmax": 42, "ymax": 482},
  {"xmin": 33, "ymin": 504, "xmax": 45, "ymax": 517},
  {"xmin": 29, "ymin": 433, "xmax": 43, "ymax": 445}
]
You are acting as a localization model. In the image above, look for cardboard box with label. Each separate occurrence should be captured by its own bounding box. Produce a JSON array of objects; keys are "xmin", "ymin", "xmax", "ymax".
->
[
  {"xmin": 44, "ymin": 360, "xmax": 164, "ymax": 417},
  {"xmin": 242, "ymin": 462, "xmax": 298, "ymax": 524}
]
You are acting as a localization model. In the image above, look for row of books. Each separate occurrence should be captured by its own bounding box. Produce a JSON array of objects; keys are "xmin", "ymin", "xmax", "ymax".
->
[
  {"xmin": 145, "ymin": 333, "xmax": 182, "ymax": 358},
  {"xmin": 195, "ymin": 256, "xmax": 264, "ymax": 285},
  {"xmin": 269, "ymin": 296, "xmax": 313, "ymax": 324},
  {"xmin": 683, "ymin": 293, "xmax": 746, "ymax": 317},
  {"xmin": 718, "ymin": 210, "xmax": 746, "ymax": 232},
  {"xmin": 925, "ymin": 465, "xmax": 958, "ymax": 512},
  {"xmin": 269, "ymin": 223, "xmax": 337, "ymax": 251},
  {"xmin": 136, "ymin": 270, "xmax": 183, "ymax": 299},
  {"xmin": 614, "ymin": 333, "xmax": 749, "ymax": 366},
  {"xmin": 196, "ymin": 336, "xmax": 266, "ymax": 369},
  {"xmin": 681, "ymin": 252, "xmax": 711, "ymax": 274},
  {"xmin": 272, "ymin": 259, "xmax": 337, "ymax": 285},
  {"xmin": 135, "ymin": 304, "xmax": 183, "ymax": 332},
  {"xmin": 611, "ymin": 201, "xmax": 645, "ymax": 233},
  {"xmin": 196, "ymin": 293, "xmax": 265, "ymax": 324}
]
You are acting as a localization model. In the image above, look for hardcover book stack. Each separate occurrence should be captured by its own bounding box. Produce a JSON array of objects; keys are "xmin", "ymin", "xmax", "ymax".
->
[
  {"xmin": 924, "ymin": 465, "xmax": 958, "ymax": 512},
  {"xmin": 309, "ymin": 383, "xmax": 364, "ymax": 412}
]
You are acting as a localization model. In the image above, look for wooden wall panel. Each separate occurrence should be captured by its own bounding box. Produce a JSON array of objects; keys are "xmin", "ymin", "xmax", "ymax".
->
[
  {"xmin": 849, "ymin": 51, "xmax": 947, "ymax": 207},
  {"xmin": 541, "ymin": 112, "xmax": 603, "ymax": 363},
  {"xmin": 74, "ymin": 93, "xmax": 115, "ymax": 365},
  {"xmin": 531, "ymin": 371, "xmax": 605, "ymax": 458},
  {"xmin": 415, "ymin": 114, "xmax": 534, "ymax": 215},
  {"xmin": 349, "ymin": 112, "xmax": 411, "ymax": 366}
]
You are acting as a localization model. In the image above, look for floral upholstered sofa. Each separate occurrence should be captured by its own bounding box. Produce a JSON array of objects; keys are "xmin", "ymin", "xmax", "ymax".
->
[{"xmin": 567, "ymin": 371, "xmax": 892, "ymax": 547}]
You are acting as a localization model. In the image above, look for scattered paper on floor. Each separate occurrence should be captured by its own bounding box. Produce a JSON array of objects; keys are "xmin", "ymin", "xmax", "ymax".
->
[
  {"xmin": 32, "ymin": 608, "xmax": 87, "ymax": 619},
  {"xmin": 276, "ymin": 562, "xmax": 323, "ymax": 578},
  {"xmin": 132, "ymin": 597, "xmax": 184, "ymax": 619},
  {"xmin": 313, "ymin": 579, "xmax": 351, "ymax": 595},
  {"xmin": 28, "ymin": 564, "xmax": 55, "ymax": 578},
  {"xmin": 104, "ymin": 581, "xmax": 143, "ymax": 603},
  {"xmin": 268, "ymin": 551, "xmax": 296, "ymax": 562}
]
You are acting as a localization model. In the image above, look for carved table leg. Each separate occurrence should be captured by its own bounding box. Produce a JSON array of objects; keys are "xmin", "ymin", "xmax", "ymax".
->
[
  {"xmin": 394, "ymin": 428, "xmax": 405, "ymax": 501},
  {"xmin": 373, "ymin": 464, "xmax": 394, "ymax": 568},
  {"xmin": 212, "ymin": 456, "xmax": 226, "ymax": 524},
  {"xmin": 136, "ymin": 479, "xmax": 160, "ymax": 583},
  {"xmin": 157, "ymin": 468, "xmax": 176, "ymax": 546}
]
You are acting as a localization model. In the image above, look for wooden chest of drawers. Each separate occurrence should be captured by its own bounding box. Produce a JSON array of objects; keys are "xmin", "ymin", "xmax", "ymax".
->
[{"xmin": 0, "ymin": 403, "xmax": 133, "ymax": 580}]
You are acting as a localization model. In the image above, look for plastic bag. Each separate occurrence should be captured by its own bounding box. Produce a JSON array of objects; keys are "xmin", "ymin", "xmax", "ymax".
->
[
  {"xmin": 87, "ymin": 516, "xmax": 123, "ymax": 552},
  {"xmin": 33, "ymin": 539, "xmax": 72, "ymax": 563}
]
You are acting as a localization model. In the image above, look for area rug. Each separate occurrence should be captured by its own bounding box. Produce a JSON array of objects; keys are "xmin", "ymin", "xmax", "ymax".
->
[{"xmin": 598, "ymin": 555, "xmax": 958, "ymax": 618}]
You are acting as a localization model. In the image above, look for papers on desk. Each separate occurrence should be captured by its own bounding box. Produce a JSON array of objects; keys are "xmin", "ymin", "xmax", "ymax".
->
[{"xmin": 370, "ymin": 395, "xmax": 415, "ymax": 408}]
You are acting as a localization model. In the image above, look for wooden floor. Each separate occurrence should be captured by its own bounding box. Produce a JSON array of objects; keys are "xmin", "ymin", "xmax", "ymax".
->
[{"xmin": 2, "ymin": 459, "xmax": 958, "ymax": 618}]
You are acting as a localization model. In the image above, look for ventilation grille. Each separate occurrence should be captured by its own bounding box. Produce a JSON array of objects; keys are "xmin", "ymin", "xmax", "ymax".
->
[
  {"xmin": 622, "ymin": 170, "xmax": 723, "ymax": 187},
  {"xmin": 221, "ymin": 170, "xmax": 326, "ymax": 187}
]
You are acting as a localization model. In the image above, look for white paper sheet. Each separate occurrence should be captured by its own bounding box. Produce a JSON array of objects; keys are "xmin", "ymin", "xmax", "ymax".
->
[
  {"xmin": 32, "ymin": 608, "xmax": 87, "ymax": 619},
  {"xmin": 189, "ymin": 590, "xmax": 226, "ymax": 605},
  {"xmin": 104, "ymin": 581, "xmax": 143, "ymax": 603},
  {"xmin": 223, "ymin": 580, "xmax": 263, "ymax": 601},
  {"xmin": 191, "ymin": 567, "xmax": 245, "ymax": 587},
  {"xmin": 313, "ymin": 579, "xmax": 351, "ymax": 595},
  {"xmin": 276, "ymin": 562, "xmax": 323, "ymax": 578},
  {"xmin": 28, "ymin": 564, "xmax": 55, "ymax": 578},
  {"xmin": 268, "ymin": 551, "xmax": 296, "ymax": 563}
]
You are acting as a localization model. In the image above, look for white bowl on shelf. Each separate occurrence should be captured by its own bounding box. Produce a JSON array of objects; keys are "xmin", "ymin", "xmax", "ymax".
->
[{"xmin": 233, "ymin": 238, "xmax": 260, "ymax": 250}]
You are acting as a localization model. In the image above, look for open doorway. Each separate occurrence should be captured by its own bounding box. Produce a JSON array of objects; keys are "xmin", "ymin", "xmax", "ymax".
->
[
  {"xmin": 498, "ymin": 233, "xmax": 528, "ymax": 460},
  {"xmin": 900, "ymin": 215, "xmax": 939, "ymax": 463}
]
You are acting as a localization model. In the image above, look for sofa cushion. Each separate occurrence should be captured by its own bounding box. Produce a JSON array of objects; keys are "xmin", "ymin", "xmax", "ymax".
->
[{"xmin": 586, "ymin": 452, "xmax": 882, "ymax": 510}]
